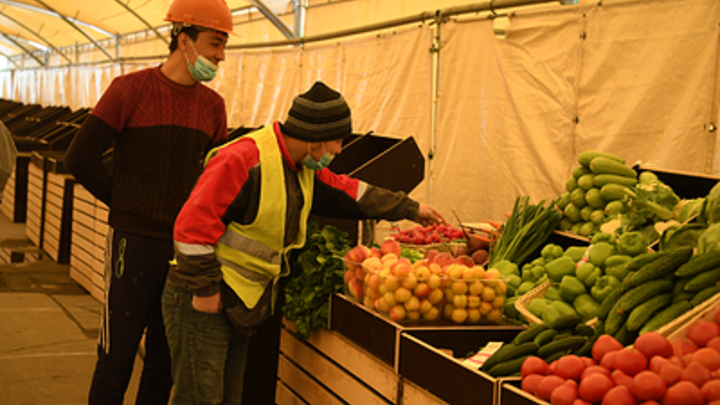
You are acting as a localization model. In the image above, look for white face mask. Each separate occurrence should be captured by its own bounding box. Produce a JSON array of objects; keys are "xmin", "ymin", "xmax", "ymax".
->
[
  {"xmin": 183, "ymin": 40, "xmax": 218, "ymax": 82},
  {"xmin": 302, "ymin": 143, "xmax": 334, "ymax": 170}
]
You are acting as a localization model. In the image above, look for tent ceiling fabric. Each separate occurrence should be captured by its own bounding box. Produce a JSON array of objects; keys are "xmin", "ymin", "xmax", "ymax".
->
[{"xmin": 0, "ymin": 0, "xmax": 266, "ymax": 56}]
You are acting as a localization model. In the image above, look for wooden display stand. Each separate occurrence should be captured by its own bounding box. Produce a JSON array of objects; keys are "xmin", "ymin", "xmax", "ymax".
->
[
  {"xmin": 69, "ymin": 184, "xmax": 109, "ymax": 302},
  {"xmin": 1, "ymin": 153, "xmax": 30, "ymax": 223},
  {"xmin": 25, "ymin": 152, "xmax": 47, "ymax": 248}
]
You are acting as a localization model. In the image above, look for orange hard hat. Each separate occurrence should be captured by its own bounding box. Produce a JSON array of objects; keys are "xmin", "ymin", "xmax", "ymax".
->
[{"xmin": 165, "ymin": 0, "xmax": 234, "ymax": 35}]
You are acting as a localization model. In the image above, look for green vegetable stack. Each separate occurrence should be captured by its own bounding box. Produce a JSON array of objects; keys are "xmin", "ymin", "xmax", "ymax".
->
[
  {"xmin": 593, "ymin": 247, "xmax": 720, "ymax": 345},
  {"xmin": 559, "ymin": 151, "xmax": 638, "ymax": 237},
  {"xmin": 479, "ymin": 314, "xmax": 595, "ymax": 377}
]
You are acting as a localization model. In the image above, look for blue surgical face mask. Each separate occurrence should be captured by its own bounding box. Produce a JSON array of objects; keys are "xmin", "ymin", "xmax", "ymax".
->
[
  {"xmin": 184, "ymin": 41, "xmax": 218, "ymax": 82},
  {"xmin": 302, "ymin": 143, "xmax": 334, "ymax": 170}
]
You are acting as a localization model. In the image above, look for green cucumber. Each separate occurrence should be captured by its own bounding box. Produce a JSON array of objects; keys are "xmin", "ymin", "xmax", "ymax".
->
[
  {"xmin": 551, "ymin": 313, "xmax": 583, "ymax": 331},
  {"xmin": 626, "ymin": 293, "xmax": 672, "ymax": 331},
  {"xmin": 533, "ymin": 329, "xmax": 560, "ymax": 346},
  {"xmin": 487, "ymin": 355, "xmax": 531, "ymax": 377},
  {"xmin": 513, "ymin": 323, "xmax": 549, "ymax": 344},
  {"xmin": 497, "ymin": 342, "xmax": 540, "ymax": 363},
  {"xmin": 690, "ymin": 285, "xmax": 720, "ymax": 307},
  {"xmin": 597, "ymin": 286, "xmax": 624, "ymax": 321},
  {"xmin": 639, "ymin": 301, "xmax": 692, "ymax": 334},
  {"xmin": 578, "ymin": 151, "xmax": 625, "ymax": 167},
  {"xmin": 675, "ymin": 250, "xmax": 720, "ymax": 278},
  {"xmin": 626, "ymin": 247, "xmax": 692, "ymax": 288},
  {"xmin": 589, "ymin": 157, "xmax": 637, "ymax": 178},
  {"xmin": 673, "ymin": 291, "xmax": 695, "ymax": 304},
  {"xmin": 537, "ymin": 336, "xmax": 587, "ymax": 359},
  {"xmin": 616, "ymin": 280, "xmax": 674, "ymax": 314},
  {"xmin": 613, "ymin": 323, "xmax": 638, "ymax": 346},
  {"xmin": 684, "ymin": 267, "xmax": 720, "ymax": 293},
  {"xmin": 604, "ymin": 299, "xmax": 628, "ymax": 336}
]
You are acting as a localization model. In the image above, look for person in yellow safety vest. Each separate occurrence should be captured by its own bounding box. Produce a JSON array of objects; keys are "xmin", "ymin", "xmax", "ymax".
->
[{"xmin": 162, "ymin": 80, "xmax": 445, "ymax": 404}]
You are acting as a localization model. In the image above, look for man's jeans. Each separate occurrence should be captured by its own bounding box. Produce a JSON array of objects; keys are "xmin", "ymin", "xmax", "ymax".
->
[{"xmin": 162, "ymin": 282, "xmax": 250, "ymax": 405}]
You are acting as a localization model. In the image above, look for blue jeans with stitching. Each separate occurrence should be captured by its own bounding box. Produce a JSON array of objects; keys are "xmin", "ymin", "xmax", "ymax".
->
[{"xmin": 162, "ymin": 282, "xmax": 250, "ymax": 405}]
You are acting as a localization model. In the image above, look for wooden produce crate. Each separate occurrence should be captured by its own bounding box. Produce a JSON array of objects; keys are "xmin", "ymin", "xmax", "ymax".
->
[
  {"xmin": 498, "ymin": 380, "xmax": 549, "ymax": 405},
  {"xmin": 25, "ymin": 152, "xmax": 46, "ymax": 248},
  {"xmin": 69, "ymin": 184, "xmax": 108, "ymax": 302},
  {"xmin": 0, "ymin": 153, "xmax": 30, "ymax": 223},
  {"xmin": 41, "ymin": 154, "xmax": 76, "ymax": 263},
  {"xmin": 662, "ymin": 292, "xmax": 720, "ymax": 341}
]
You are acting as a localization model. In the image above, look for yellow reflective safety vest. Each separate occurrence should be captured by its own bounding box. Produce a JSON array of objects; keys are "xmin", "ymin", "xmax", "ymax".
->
[{"xmin": 206, "ymin": 125, "xmax": 314, "ymax": 309}]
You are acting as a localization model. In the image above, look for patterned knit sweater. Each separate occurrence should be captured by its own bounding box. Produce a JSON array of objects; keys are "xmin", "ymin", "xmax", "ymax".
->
[{"xmin": 65, "ymin": 66, "xmax": 227, "ymax": 239}]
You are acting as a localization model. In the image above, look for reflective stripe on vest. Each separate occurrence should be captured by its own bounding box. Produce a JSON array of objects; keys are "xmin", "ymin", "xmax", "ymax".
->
[{"xmin": 208, "ymin": 125, "xmax": 314, "ymax": 309}]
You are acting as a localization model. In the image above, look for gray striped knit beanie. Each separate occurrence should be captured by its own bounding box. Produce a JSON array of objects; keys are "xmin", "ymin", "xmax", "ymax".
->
[{"xmin": 283, "ymin": 81, "xmax": 352, "ymax": 142}]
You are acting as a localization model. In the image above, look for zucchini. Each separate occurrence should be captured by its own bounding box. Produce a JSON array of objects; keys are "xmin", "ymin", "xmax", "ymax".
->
[
  {"xmin": 593, "ymin": 174, "xmax": 638, "ymax": 188},
  {"xmin": 626, "ymin": 293, "xmax": 672, "ymax": 331},
  {"xmin": 676, "ymin": 250, "xmax": 720, "ymax": 278},
  {"xmin": 600, "ymin": 183, "xmax": 631, "ymax": 201},
  {"xmin": 684, "ymin": 267, "xmax": 720, "ymax": 293},
  {"xmin": 487, "ymin": 355, "xmax": 531, "ymax": 377},
  {"xmin": 616, "ymin": 279, "xmax": 674, "ymax": 313},
  {"xmin": 497, "ymin": 342, "xmax": 540, "ymax": 363},
  {"xmin": 639, "ymin": 301, "xmax": 692, "ymax": 334},
  {"xmin": 513, "ymin": 323, "xmax": 549, "ymax": 344},
  {"xmin": 578, "ymin": 174, "xmax": 596, "ymax": 191},
  {"xmin": 589, "ymin": 157, "xmax": 637, "ymax": 178},
  {"xmin": 573, "ymin": 166, "xmax": 592, "ymax": 179},
  {"xmin": 626, "ymin": 247, "xmax": 693, "ymax": 288},
  {"xmin": 551, "ymin": 313, "xmax": 583, "ymax": 331},
  {"xmin": 481, "ymin": 343, "xmax": 516, "ymax": 372},
  {"xmin": 566, "ymin": 176, "xmax": 578, "ymax": 192},
  {"xmin": 597, "ymin": 286, "xmax": 623, "ymax": 320},
  {"xmin": 533, "ymin": 329, "xmax": 560, "ymax": 346},
  {"xmin": 573, "ymin": 339, "xmax": 593, "ymax": 356},
  {"xmin": 690, "ymin": 285, "xmax": 720, "ymax": 307},
  {"xmin": 578, "ymin": 151, "xmax": 625, "ymax": 167},
  {"xmin": 575, "ymin": 323, "xmax": 595, "ymax": 337},
  {"xmin": 537, "ymin": 336, "xmax": 587, "ymax": 359},
  {"xmin": 586, "ymin": 188, "xmax": 605, "ymax": 209},
  {"xmin": 673, "ymin": 291, "xmax": 695, "ymax": 304}
]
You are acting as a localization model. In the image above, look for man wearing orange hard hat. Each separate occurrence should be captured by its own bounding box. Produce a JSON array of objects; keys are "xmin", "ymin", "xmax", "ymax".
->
[{"xmin": 64, "ymin": 0, "xmax": 234, "ymax": 404}]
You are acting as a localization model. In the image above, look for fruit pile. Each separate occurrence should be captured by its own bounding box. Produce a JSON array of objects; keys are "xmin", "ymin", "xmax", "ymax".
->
[
  {"xmin": 343, "ymin": 239, "xmax": 506, "ymax": 324},
  {"xmin": 390, "ymin": 223, "xmax": 466, "ymax": 245},
  {"xmin": 519, "ymin": 309, "xmax": 720, "ymax": 405},
  {"xmin": 559, "ymin": 151, "xmax": 638, "ymax": 237}
]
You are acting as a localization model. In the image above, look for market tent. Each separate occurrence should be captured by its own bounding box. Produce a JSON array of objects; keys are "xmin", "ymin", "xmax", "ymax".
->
[{"xmin": 0, "ymin": 0, "xmax": 718, "ymax": 233}]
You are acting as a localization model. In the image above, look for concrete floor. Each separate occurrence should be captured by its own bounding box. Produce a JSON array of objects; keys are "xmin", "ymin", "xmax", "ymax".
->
[{"xmin": 0, "ymin": 211, "xmax": 142, "ymax": 405}]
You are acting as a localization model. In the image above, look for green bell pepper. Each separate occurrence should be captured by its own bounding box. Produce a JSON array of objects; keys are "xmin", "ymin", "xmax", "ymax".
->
[
  {"xmin": 546, "ymin": 256, "xmax": 577, "ymax": 283},
  {"xmin": 618, "ymin": 231, "xmax": 647, "ymax": 256},
  {"xmin": 604, "ymin": 254, "xmax": 632, "ymax": 268},
  {"xmin": 574, "ymin": 294, "xmax": 600, "ymax": 320},
  {"xmin": 541, "ymin": 244, "xmax": 565, "ymax": 262},
  {"xmin": 605, "ymin": 262, "xmax": 630, "ymax": 281},
  {"xmin": 589, "ymin": 242, "xmax": 616, "ymax": 268},
  {"xmin": 502, "ymin": 296, "xmax": 521, "ymax": 320},
  {"xmin": 590, "ymin": 275, "xmax": 620, "ymax": 302},
  {"xmin": 575, "ymin": 262, "xmax": 596, "ymax": 283},
  {"xmin": 516, "ymin": 281, "xmax": 535, "ymax": 296},
  {"xmin": 559, "ymin": 275, "xmax": 586, "ymax": 299},
  {"xmin": 531, "ymin": 264, "xmax": 547, "ymax": 281},
  {"xmin": 493, "ymin": 260, "xmax": 520, "ymax": 277},
  {"xmin": 541, "ymin": 300, "xmax": 577, "ymax": 325},
  {"xmin": 528, "ymin": 298, "xmax": 551, "ymax": 317},
  {"xmin": 591, "ymin": 232, "xmax": 616, "ymax": 246},
  {"xmin": 544, "ymin": 285, "xmax": 562, "ymax": 301},
  {"xmin": 584, "ymin": 267, "xmax": 602, "ymax": 287},
  {"xmin": 563, "ymin": 246, "xmax": 588, "ymax": 262}
]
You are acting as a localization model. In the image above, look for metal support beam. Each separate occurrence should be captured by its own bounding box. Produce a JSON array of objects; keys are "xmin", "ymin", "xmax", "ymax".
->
[
  {"xmin": 32, "ymin": 0, "xmax": 114, "ymax": 60},
  {"xmin": 0, "ymin": 9, "xmax": 73, "ymax": 64},
  {"xmin": 0, "ymin": 32, "xmax": 44, "ymax": 66},
  {"xmin": 249, "ymin": 0, "xmax": 295, "ymax": 39},
  {"xmin": 0, "ymin": 0, "xmax": 114, "ymax": 37},
  {"xmin": 112, "ymin": 0, "xmax": 169, "ymax": 45},
  {"xmin": 0, "ymin": 49, "xmax": 20, "ymax": 69},
  {"xmin": 293, "ymin": 0, "xmax": 307, "ymax": 38}
]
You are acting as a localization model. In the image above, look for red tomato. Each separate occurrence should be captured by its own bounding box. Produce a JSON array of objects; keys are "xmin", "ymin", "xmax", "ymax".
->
[
  {"xmin": 634, "ymin": 332, "xmax": 673, "ymax": 359},
  {"xmin": 550, "ymin": 379, "xmax": 578, "ymax": 405},
  {"xmin": 702, "ymin": 379, "xmax": 720, "ymax": 403},
  {"xmin": 581, "ymin": 365, "xmax": 611, "ymax": 380},
  {"xmin": 600, "ymin": 350, "xmax": 618, "ymax": 370},
  {"xmin": 578, "ymin": 372, "xmax": 613, "ymax": 403},
  {"xmin": 658, "ymin": 363, "xmax": 683, "ymax": 387},
  {"xmin": 668, "ymin": 356, "xmax": 685, "ymax": 368},
  {"xmin": 673, "ymin": 338, "xmax": 699, "ymax": 356},
  {"xmin": 522, "ymin": 374, "xmax": 544, "ymax": 394},
  {"xmin": 710, "ymin": 400, "xmax": 720, "ymax": 405},
  {"xmin": 682, "ymin": 361, "xmax": 711, "ymax": 388},
  {"xmin": 556, "ymin": 355, "xmax": 587, "ymax": 381},
  {"xmin": 521, "ymin": 356, "xmax": 549, "ymax": 378},
  {"xmin": 707, "ymin": 336, "xmax": 720, "ymax": 353},
  {"xmin": 581, "ymin": 357, "xmax": 596, "ymax": 367},
  {"xmin": 690, "ymin": 347, "xmax": 720, "ymax": 371},
  {"xmin": 715, "ymin": 310, "xmax": 720, "ymax": 325},
  {"xmin": 549, "ymin": 360, "xmax": 559, "ymax": 375},
  {"xmin": 631, "ymin": 370, "xmax": 666, "ymax": 401},
  {"xmin": 648, "ymin": 356, "xmax": 670, "ymax": 373},
  {"xmin": 637, "ymin": 401, "xmax": 660, "ymax": 405},
  {"xmin": 687, "ymin": 321, "xmax": 720, "ymax": 347},
  {"xmin": 592, "ymin": 335, "xmax": 624, "ymax": 363},
  {"xmin": 600, "ymin": 385, "xmax": 637, "ymax": 405},
  {"xmin": 535, "ymin": 375, "xmax": 566, "ymax": 401},
  {"xmin": 663, "ymin": 381, "xmax": 704, "ymax": 405},
  {"xmin": 613, "ymin": 348, "xmax": 648, "ymax": 376},
  {"xmin": 612, "ymin": 369, "xmax": 635, "ymax": 388},
  {"xmin": 571, "ymin": 400, "xmax": 592, "ymax": 405}
]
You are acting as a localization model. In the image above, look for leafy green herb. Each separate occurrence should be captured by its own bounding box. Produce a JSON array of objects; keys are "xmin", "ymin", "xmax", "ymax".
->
[{"xmin": 281, "ymin": 221, "xmax": 352, "ymax": 340}]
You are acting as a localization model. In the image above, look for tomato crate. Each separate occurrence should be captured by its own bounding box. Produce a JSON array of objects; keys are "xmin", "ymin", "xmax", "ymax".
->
[{"xmin": 498, "ymin": 380, "xmax": 550, "ymax": 405}]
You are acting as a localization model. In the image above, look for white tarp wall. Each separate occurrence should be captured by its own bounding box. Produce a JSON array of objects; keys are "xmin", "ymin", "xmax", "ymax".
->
[{"xmin": 0, "ymin": 0, "xmax": 718, "ymax": 228}]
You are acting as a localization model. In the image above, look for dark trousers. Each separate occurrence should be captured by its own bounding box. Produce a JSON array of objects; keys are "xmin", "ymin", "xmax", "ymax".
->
[{"xmin": 89, "ymin": 229, "xmax": 174, "ymax": 405}]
